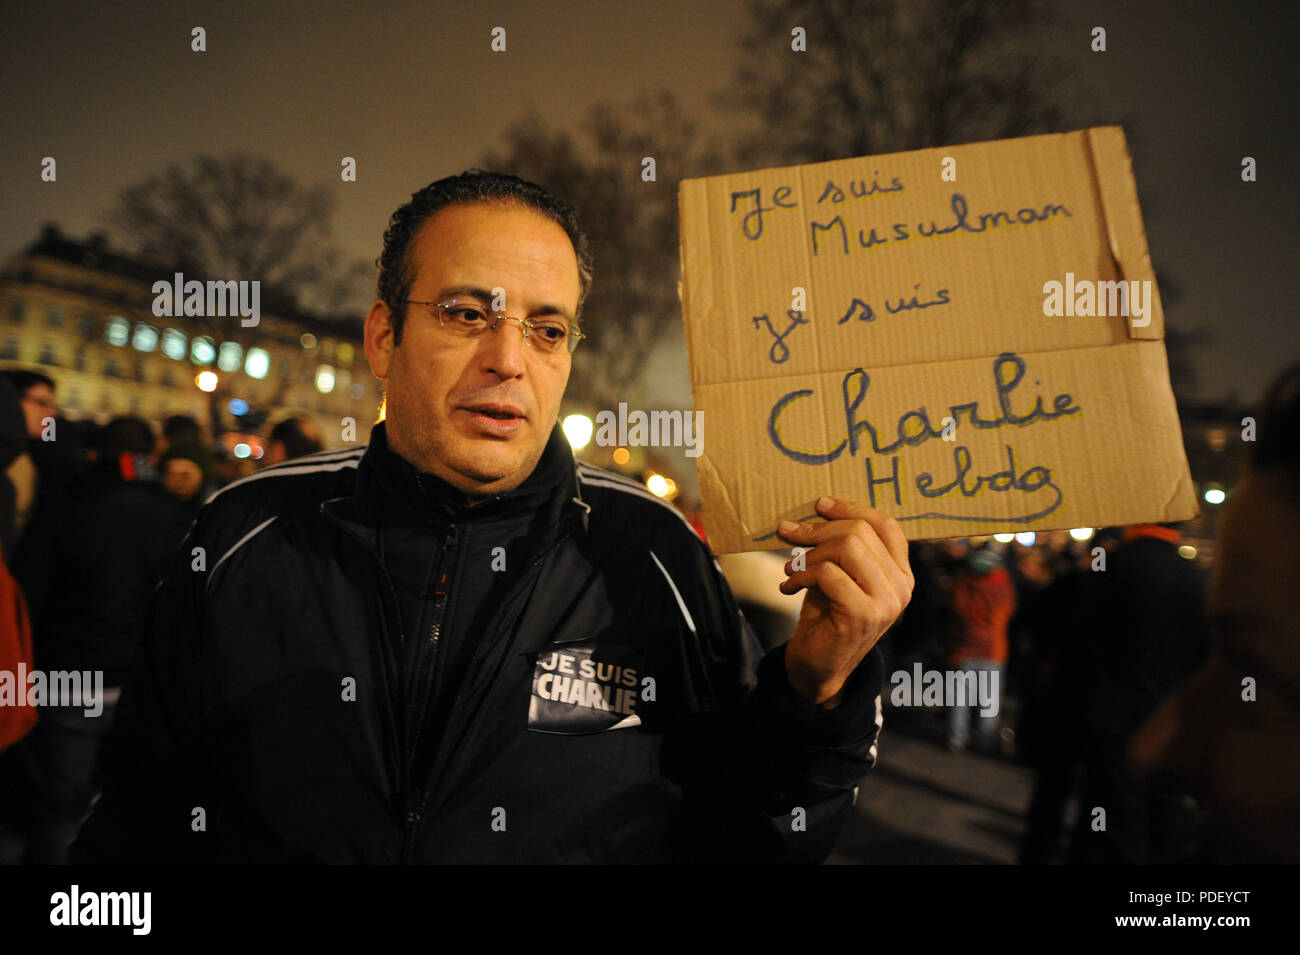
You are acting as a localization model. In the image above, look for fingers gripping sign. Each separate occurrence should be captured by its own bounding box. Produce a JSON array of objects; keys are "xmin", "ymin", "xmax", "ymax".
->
[{"xmin": 777, "ymin": 496, "xmax": 914, "ymax": 708}]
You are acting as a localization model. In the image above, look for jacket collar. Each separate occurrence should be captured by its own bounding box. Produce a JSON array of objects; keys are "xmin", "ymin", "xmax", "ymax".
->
[{"xmin": 321, "ymin": 419, "xmax": 590, "ymax": 546}]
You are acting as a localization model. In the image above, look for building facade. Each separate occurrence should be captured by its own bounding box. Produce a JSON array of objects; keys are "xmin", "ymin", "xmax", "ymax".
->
[{"xmin": 0, "ymin": 225, "xmax": 375, "ymax": 447}]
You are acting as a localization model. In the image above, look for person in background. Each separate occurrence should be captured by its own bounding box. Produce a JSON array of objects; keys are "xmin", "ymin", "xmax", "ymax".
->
[
  {"xmin": 1065, "ymin": 517, "xmax": 1211, "ymax": 864},
  {"xmin": 4, "ymin": 370, "xmax": 55, "ymax": 442},
  {"xmin": 1019, "ymin": 537, "xmax": 1105, "ymax": 864},
  {"xmin": 0, "ymin": 374, "xmax": 35, "ymax": 557},
  {"xmin": 16, "ymin": 416, "xmax": 193, "ymax": 863},
  {"xmin": 945, "ymin": 543, "xmax": 1016, "ymax": 754},
  {"xmin": 2, "ymin": 370, "xmax": 84, "ymax": 547},
  {"xmin": 158, "ymin": 440, "xmax": 216, "ymax": 511},
  {"xmin": 1131, "ymin": 362, "xmax": 1300, "ymax": 862},
  {"xmin": 160, "ymin": 414, "xmax": 204, "ymax": 450},
  {"xmin": 263, "ymin": 413, "xmax": 324, "ymax": 465}
]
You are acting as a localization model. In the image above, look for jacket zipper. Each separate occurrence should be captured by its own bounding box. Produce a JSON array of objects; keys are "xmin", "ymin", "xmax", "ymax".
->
[
  {"xmin": 326, "ymin": 497, "xmax": 584, "ymax": 863},
  {"xmin": 405, "ymin": 517, "xmax": 579, "ymax": 836},
  {"xmin": 400, "ymin": 523, "xmax": 459, "ymax": 859}
]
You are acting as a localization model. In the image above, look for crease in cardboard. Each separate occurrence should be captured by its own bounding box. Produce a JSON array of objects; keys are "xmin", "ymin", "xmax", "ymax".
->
[
  {"xmin": 1084, "ymin": 127, "xmax": 1164, "ymax": 342},
  {"xmin": 697, "ymin": 451, "xmax": 751, "ymax": 542},
  {"xmin": 1084, "ymin": 127, "xmax": 1128, "ymax": 287}
]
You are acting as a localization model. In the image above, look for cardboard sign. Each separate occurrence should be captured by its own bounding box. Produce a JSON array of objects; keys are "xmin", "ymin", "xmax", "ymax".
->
[{"xmin": 677, "ymin": 127, "xmax": 1198, "ymax": 554}]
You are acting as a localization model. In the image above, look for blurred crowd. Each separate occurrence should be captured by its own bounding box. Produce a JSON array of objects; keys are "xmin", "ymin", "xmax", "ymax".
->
[
  {"xmin": 0, "ymin": 368, "xmax": 326, "ymax": 864},
  {"xmin": 885, "ymin": 528, "xmax": 1211, "ymax": 863}
]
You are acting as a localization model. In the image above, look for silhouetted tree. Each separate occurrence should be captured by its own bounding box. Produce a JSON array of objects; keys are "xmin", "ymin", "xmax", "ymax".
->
[
  {"xmin": 104, "ymin": 154, "xmax": 372, "ymax": 316},
  {"xmin": 480, "ymin": 91, "xmax": 724, "ymax": 409},
  {"xmin": 102, "ymin": 154, "xmax": 374, "ymax": 422},
  {"xmin": 725, "ymin": 0, "xmax": 1068, "ymax": 166}
]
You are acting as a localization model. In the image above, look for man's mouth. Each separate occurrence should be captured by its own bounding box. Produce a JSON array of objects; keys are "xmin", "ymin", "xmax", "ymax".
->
[
  {"xmin": 462, "ymin": 403, "xmax": 525, "ymax": 420},
  {"xmin": 459, "ymin": 403, "xmax": 527, "ymax": 436}
]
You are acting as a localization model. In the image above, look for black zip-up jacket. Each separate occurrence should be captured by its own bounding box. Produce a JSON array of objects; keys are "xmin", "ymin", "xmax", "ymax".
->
[{"xmin": 75, "ymin": 422, "xmax": 885, "ymax": 864}]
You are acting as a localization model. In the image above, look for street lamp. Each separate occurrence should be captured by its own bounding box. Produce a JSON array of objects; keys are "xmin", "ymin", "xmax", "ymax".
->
[{"xmin": 562, "ymin": 413, "xmax": 594, "ymax": 451}]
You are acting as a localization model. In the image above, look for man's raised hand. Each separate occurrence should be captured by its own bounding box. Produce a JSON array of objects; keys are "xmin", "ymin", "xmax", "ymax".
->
[{"xmin": 777, "ymin": 496, "xmax": 914, "ymax": 708}]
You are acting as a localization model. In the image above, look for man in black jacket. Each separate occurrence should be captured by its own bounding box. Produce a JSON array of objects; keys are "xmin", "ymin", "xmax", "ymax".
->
[{"xmin": 75, "ymin": 171, "xmax": 914, "ymax": 864}]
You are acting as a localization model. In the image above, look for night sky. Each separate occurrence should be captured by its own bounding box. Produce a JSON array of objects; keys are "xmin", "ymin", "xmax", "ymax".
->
[{"xmin": 2, "ymin": 0, "xmax": 1295, "ymax": 403}]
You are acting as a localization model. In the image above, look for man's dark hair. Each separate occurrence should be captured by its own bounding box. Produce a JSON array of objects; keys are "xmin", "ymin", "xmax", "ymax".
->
[
  {"xmin": 376, "ymin": 170, "xmax": 594, "ymax": 346},
  {"xmin": 269, "ymin": 414, "xmax": 324, "ymax": 460},
  {"xmin": 163, "ymin": 414, "xmax": 202, "ymax": 443},
  {"xmin": 3, "ymin": 369, "xmax": 55, "ymax": 396},
  {"xmin": 96, "ymin": 416, "xmax": 155, "ymax": 460}
]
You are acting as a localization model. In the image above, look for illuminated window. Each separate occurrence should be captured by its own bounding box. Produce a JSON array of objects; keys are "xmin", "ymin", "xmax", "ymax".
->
[
  {"xmin": 161, "ymin": 329, "xmax": 187, "ymax": 360},
  {"xmin": 336, "ymin": 342, "xmax": 354, "ymax": 366},
  {"xmin": 244, "ymin": 347, "xmax": 270, "ymax": 379},
  {"xmin": 105, "ymin": 316, "xmax": 130, "ymax": 347},
  {"xmin": 132, "ymin": 323, "xmax": 159, "ymax": 352},
  {"xmin": 217, "ymin": 341, "xmax": 243, "ymax": 372},
  {"xmin": 190, "ymin": 336, "xmax": 215, "ymax": 365},
  {"xmin": 315, "ymin": 365, "xmax": 336, "ymax": 394}
]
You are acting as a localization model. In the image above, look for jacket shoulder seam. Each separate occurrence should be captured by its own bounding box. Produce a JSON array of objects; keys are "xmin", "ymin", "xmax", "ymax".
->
[{"xmin": 205, "ymin": 447, "xmax": 366, "ymax": 504}]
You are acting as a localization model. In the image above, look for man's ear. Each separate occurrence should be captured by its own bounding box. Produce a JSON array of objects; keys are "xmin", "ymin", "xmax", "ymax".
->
[{"xmin": 364, "ymin": 300, "xmax": 396, "ymax": 379}]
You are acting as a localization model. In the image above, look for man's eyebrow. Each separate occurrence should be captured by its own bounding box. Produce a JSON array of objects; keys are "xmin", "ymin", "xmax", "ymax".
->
[
  {"xmin": 434, "ymin": 285, "xmax": 495, "ymax": 304},
  {"xmin": 436, "ymin": 285, "xmax": 576, "ymax": 323}
]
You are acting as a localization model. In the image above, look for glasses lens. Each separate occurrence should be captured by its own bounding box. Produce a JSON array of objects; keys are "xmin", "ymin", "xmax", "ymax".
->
[
  {"xmin": 433, "ymin": 301, "xmax": 580, "ymax": 354},
  {"xmin": 530, "ymin": 321, "xmax": 572, "ymax": 353},
  {"xmin": 437, "ymin": 301, "xmax": 491, "ymax": 334}
]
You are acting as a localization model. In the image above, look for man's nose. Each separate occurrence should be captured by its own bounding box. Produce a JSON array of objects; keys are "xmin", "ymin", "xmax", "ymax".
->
[{"xmin": 479, "ymin": 316, "xmax": 529, "ymax": 379}]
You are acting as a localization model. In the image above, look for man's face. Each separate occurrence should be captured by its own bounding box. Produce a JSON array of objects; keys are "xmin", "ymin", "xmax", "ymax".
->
[
  {"xmin": 20, "ymin": 383, "xmax": 55, "ymax": 438},
  {"xmin": 364, "ymin": 202, "xmax": 580, "ymax": 497}
]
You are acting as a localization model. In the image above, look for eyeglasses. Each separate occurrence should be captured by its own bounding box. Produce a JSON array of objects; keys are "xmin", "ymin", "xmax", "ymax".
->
[{"xmin": 399, "ymin": 298, "xmax": 585, "ymax": 355}]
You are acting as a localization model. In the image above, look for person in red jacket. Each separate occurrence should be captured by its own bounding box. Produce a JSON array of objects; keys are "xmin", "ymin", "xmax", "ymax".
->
[{"xmin": 946, "ymin": 544, "xmax": 1016, "ymax": 753}]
